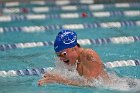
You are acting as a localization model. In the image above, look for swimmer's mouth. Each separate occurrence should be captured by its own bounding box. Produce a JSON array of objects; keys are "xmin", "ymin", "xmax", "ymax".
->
[{"xmin": 63, "ymin": 59, "xmax": 69, "ymax": 63}]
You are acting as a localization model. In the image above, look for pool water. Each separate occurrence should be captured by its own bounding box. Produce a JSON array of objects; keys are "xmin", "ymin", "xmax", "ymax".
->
[{"xmin": 0, "ymin": 1, "xmax": 140, "ymax": 93}]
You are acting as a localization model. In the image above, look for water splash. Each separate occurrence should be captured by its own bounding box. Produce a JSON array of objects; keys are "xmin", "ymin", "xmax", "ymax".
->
[
  {"xmin": 102, "ymin": 73, "xmax": 140, "ymax": 92},
  {"xmin": 48, "ymin": 59, "xmax": 140, "ymax": 92}
]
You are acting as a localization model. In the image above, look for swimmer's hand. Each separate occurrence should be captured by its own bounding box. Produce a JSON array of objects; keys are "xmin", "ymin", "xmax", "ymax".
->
[
  {"xmin": 38, "ymin": 78, "xmax": 55, "ymax": 86},
  {"xmin": 38, "ymin": 78, "xmax": 47, "ymax": 86},
  {"xmin": 38, "ymin": 74, "xmax": 57, "ymax": 86}
]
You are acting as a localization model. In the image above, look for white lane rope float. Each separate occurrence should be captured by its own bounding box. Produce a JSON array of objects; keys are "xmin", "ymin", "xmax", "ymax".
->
[
  {"xmin": 0, "ymin": 36, "xmax": 139, "ymax": 51},
  {"xmin": 1, "ymin": 3, "xmax": 140, "ymax": 14},
  {"xmin": 0, "ymin": 20, "xmax": 140, "ymax": 33},
  {"xmin": 0, "ymin": 10, "xmax": 140, "ymax": 22},
  {"xmin": 0, "ymin": 59, "xmax": 139, "ymax": 77}
]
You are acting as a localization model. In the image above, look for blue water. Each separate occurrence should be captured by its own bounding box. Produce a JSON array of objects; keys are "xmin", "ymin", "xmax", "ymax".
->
[{"xmin": 0, "ymin": 1, "xmax": 140, "ymax": 93}]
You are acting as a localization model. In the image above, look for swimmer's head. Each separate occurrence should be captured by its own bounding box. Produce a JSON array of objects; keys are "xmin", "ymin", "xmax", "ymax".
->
[{"xmin": 54, "ymin": 29, "xmax": 77, "ymax": 52}]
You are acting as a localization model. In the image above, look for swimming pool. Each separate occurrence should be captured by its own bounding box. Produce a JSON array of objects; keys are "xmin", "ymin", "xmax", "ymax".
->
[{"xmin": 0, "ymin": 0, "xmax": 140, "ymax": 93}]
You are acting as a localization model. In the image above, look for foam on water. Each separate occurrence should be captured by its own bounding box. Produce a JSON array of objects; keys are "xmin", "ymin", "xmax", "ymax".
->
[
  {"xmin": 102, "ymin": 73, "xmax": 140, "ymax": 92},
  {"xmin": 47, "ymin": 59, "xmax": 140, "ymax": 92}
]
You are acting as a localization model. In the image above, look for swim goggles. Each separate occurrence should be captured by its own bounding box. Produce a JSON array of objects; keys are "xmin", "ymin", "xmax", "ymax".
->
[{"xmin": 56, "ymin": 51, "xmax": 67, "ymax": 57}]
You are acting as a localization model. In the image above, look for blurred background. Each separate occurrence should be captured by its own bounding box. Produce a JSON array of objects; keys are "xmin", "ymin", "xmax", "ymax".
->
[{"xmin": 0, "ymin": 0, "xmax": 140, "ymax": 93}]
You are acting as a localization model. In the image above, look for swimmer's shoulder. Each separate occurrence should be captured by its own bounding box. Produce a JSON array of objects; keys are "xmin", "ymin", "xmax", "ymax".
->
[
  {"xmin": 83, "ymin": 48, "xmax": 103, "ymax": 63},
  {"xmin": 81, "ymin": 48, "xmax": 97, "ymax": 62},
  {"xmin": 83, "ymin": 48, "xmax": 97, "ymax": 56}
]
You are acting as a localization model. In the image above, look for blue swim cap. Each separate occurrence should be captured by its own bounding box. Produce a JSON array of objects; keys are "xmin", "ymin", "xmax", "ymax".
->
[{"xmin": 54, "ymin": 30, "xmax": 77, "ymax": 52}]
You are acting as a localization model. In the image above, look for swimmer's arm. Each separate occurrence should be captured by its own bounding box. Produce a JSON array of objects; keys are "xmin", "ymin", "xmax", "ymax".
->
[
  {"xmin": 56, "ymin": 76, "xmax": 85, "ymax": 86},
  {"xmin": 38, "ymin": 74, "xmax": 86, "ymax": 86}
]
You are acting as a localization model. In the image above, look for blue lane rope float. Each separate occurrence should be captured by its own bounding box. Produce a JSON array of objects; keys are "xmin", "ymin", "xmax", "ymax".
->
[
  {"xmin": 0, "ymin": 10, "xmax": 140, "ymax": 22},
  {"xmin": 0, "ymin": 36, "xmax": 140, "ymax": 51},
  {"xmin": 0, "ymin": 59, "xmax": 139, "ymax": 77},
  {"xmin": 0, "ymin": 20, "xmax": 140, "ymax": 33},
  {"xmin": 1, "ymin": 3, "xmax": 140, "ymax": 14}
]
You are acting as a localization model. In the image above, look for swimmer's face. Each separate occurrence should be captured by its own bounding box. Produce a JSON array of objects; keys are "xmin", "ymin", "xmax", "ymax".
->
[{"xmin": 56, "ymin": 47, "xmax": 78, "ymax": 65}]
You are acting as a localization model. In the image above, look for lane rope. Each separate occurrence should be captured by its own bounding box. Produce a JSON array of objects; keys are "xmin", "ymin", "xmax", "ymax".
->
[
  {"xmin": 1, "ymin": 1, "xmax": 139, "ymax": 7},
  {"xmin": 0, "ymin": 10, "xmax": 140, "ymax": 22},
  {"xmin": 0, "ymin": 0, "xmax": 95, "ymax": 7},
  {"xmin": 0, "ymin": 20, "xmax": 140, "ymax": 33},
  {"xmin": 1, "ymin": 3, "xmax": 140, "ymax": 14},
  {"xmin": 0, "ymin": 36, "xmax": 140, "ymax": 51},
  {"xmin": 3, "ymin": 0, "xmax": 139, "ymax": 7},
  {"xmin": 0, "ymin": 59, "xmax": 139, "ymax": 77}
]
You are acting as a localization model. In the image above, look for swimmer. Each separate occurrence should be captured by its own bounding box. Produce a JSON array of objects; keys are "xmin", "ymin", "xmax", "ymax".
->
[{"xmin": 38, "ymin": 30, "xmax": 109, "ymax": 86}]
